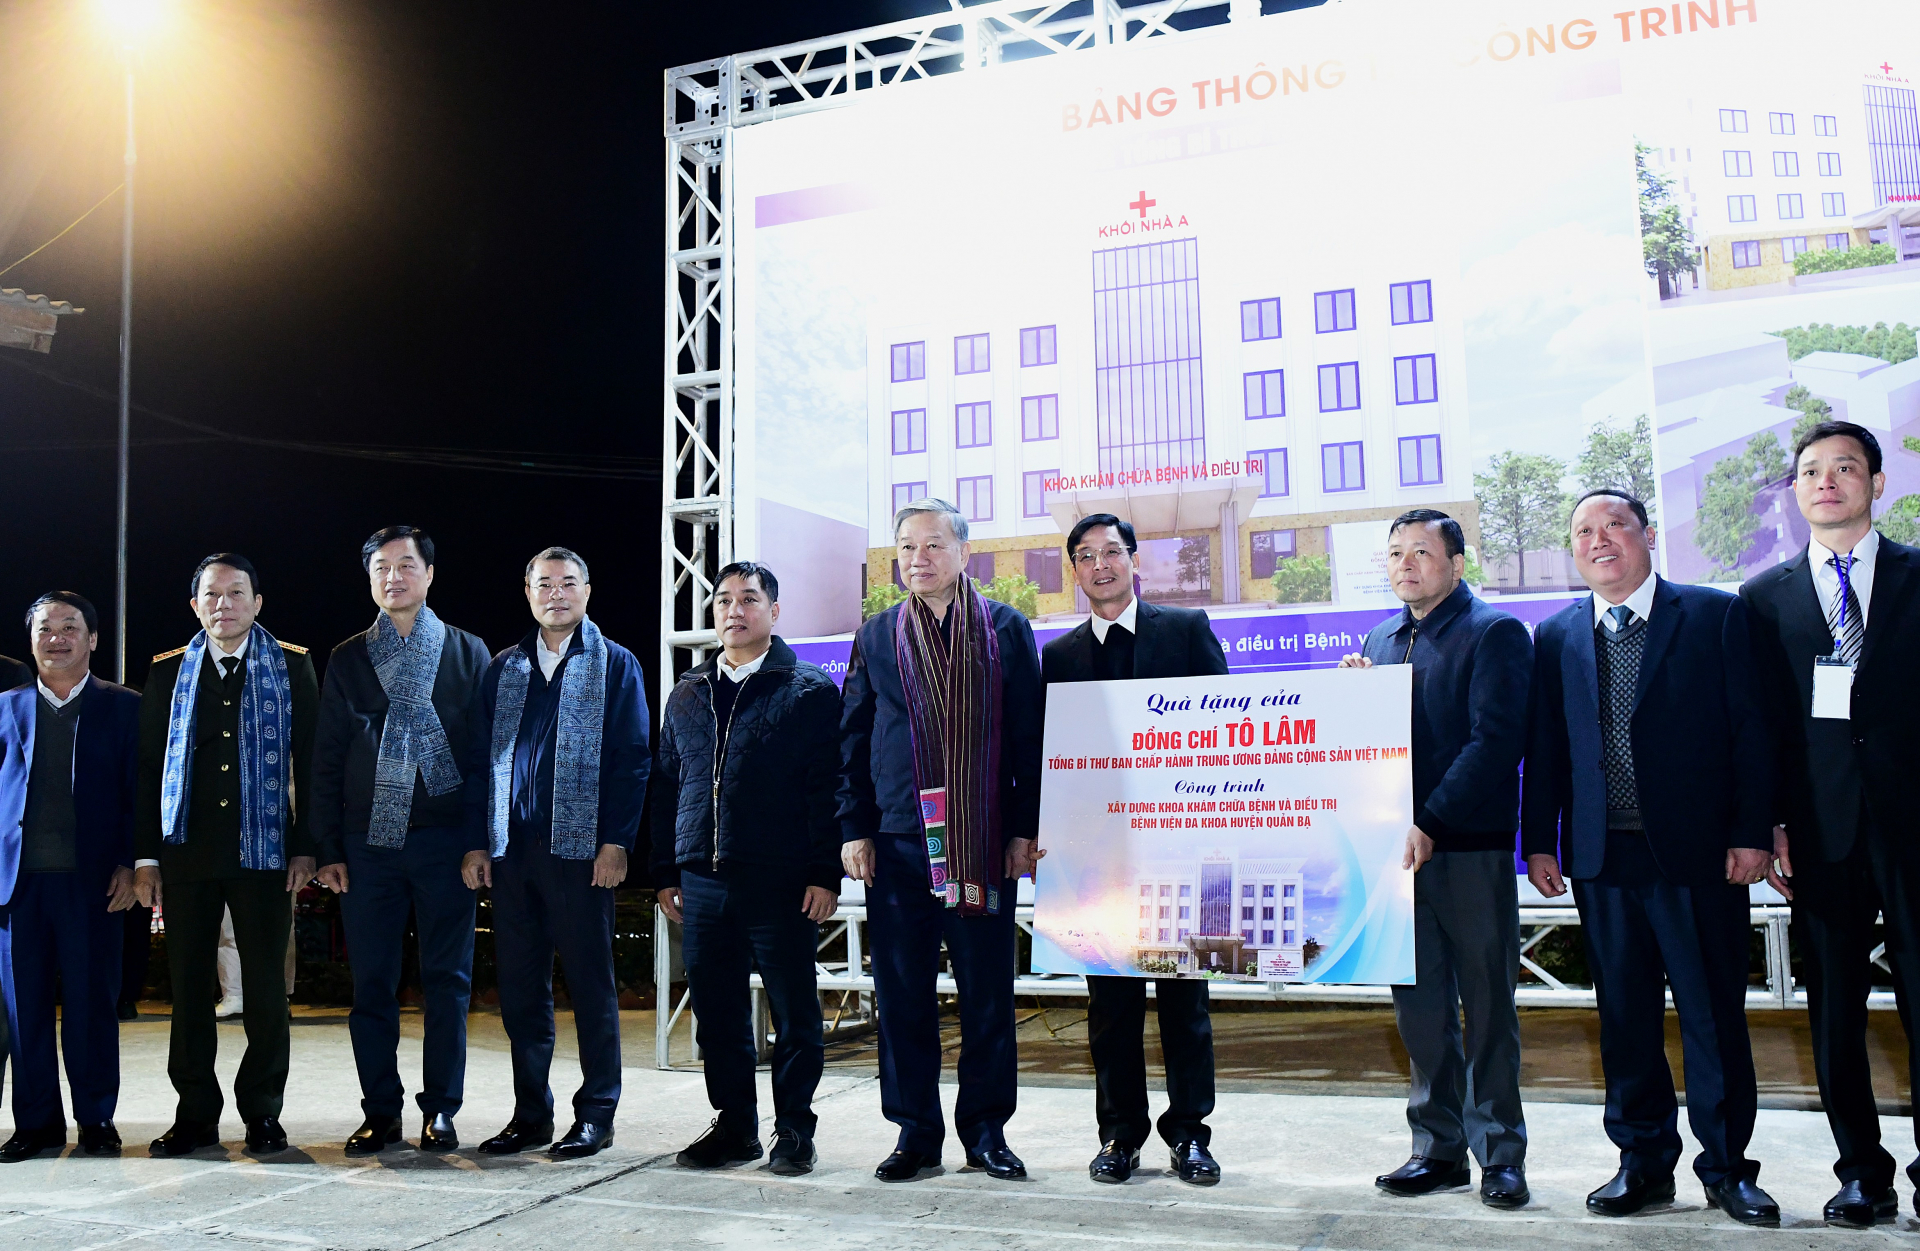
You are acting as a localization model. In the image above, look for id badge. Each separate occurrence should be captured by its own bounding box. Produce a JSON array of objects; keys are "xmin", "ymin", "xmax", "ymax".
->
[{"xmin": 1812, "ymin": 656, "xmax": 1853, "ymax": 720}]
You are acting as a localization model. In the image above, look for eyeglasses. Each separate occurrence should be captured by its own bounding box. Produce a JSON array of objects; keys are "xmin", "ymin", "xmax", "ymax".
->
[{"xmin": 1071, "ymin": 545, "xmax": 1131, "ymax": 567}]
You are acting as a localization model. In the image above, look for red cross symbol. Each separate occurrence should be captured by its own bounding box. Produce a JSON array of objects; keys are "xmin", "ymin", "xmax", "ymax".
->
[
  {"xmin": 1881, "ymin": 62, "xmax": 1895, "ymax": 74},
  {"xmin": 1129, "ymin": 190, "xmax": 1157, "ymax": 219}
]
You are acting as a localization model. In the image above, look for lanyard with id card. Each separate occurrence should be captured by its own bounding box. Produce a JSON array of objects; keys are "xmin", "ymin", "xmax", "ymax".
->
[{"xmin": 1812, "ymin": 655, "xmax": 1853, "ymax": 719}]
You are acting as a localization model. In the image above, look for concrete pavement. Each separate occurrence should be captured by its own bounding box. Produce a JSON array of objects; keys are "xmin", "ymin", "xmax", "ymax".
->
[{"xmin": 1, "ymin": 1008, "xmax": 1915, "ymax": 1249}]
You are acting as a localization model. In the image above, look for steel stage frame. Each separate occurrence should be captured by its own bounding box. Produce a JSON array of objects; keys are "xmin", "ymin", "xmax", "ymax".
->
[{"xmin": 654, "ymin": 0, "xmax": 1877, "ymax": 1067}]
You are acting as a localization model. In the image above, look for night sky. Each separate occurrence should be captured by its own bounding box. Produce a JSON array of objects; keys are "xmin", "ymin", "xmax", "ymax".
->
[{"xmin": 0, "ymin": 0, "xmax": 1296, "ymax": 696}]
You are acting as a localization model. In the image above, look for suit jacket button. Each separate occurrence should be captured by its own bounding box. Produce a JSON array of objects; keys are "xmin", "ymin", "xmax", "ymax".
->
[
  {"xmin": 224, "ymin": 731, "xmax": 233, "ymax": 738},
  {"xmin": 221, "ymin": 764, "xmax": 230, "ymax": 772},
  {"xmin": 220, "ymin": 798, "xmax": 230, "ymax": 807}
]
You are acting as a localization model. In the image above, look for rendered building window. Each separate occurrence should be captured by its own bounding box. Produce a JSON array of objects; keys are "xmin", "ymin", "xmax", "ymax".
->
[
  {"xmin": 1389, "ymin": 280, "xmax": 1432, "ymax": 325},
  {"xmin": 1769, "ymin": 111, "xmax": 1795, "ymax": 135},
  {"xmin": 891, "ymin": 408, "xmax": 926, "ymax": 455},
  {"xmin": 1720, "ymin": 108, "xmax": 1747, "ymax": 132},
  {"xmin": 1723, "ymin": 150, "xmax": 1752, "ymax": 177},
  {"xmin": 1313, "ymin": 288, "xmax": 1356, "ymax": 333},
  {"xmin": 1393, "ymin": 354, "xmax": 1438, "ymax": 405},
  {"xmin": 1814, "ymin": 114, "xmax": 1837, "ymax": 136},
  {"xmin": 1730, "ymin": 240, "xmax": 1763, "ymax": 268},
  {"xmin": 1022, "ymin": 470, "xmax": 1056, "ymax": 519},
  {"xmin": 1323, "ymin": 441, "xmax": 1365, "ymax": 492},
  {"xmin": 1241, "ymin": 297, "xmax": 1281, "ymax": 341},
  {"xmin": 890, "ymin": 341, "xmax": 925, "ymax": 382},
  {"xmin": 1773, "ymin": 151, "xmax": 1799, "ymax": 177},
  {"xmin": 1817, "ymin": 152, "xmax": 1842, "ymax": 176},
  {"xmin": 1244, "ymin": 369, "xmax": 1285, "ymax": 419},
  {"xmin": 1398, "ymin": 434, "xmax": 1443, "ymax": 487},
  {"xmin": 1318, "ymin": 362, "xmax": 1361, "ymax": 412},
  {"xmin": 956, "ymin": 475, "xmax": 993, "ymax": 523},
  {"xmin": 891, "ymin": 481, "xmax": 927, "ymax": 515},
  {"xmin": 1823, "ymin": 192, "xmax": 1847, "ymax": 217},
  {"xmin": 1021, "ymin": 394, "xmax": 1059, "ymax": 441},
  {"xmin": 955, "ymin": 401, "xmax": 992, "ymax": 448},
  {"xmin": 954, "ymin": 332, "xmax": 990, "ymax": 375},
  {"xmin": 1252, "ymin": 449, "xmax": 1289, "ymax": 499},
  {"xmin": 1250, "ymin": 528, "xmax": 1297, "ymax": 579},
  {"xmin": 1728, "ymin": 195, "xmax": 1758, "ymax": 222},
  {"xmin": 1019, "ymin": 324, "xmax": 1056, "ymax": 366},
  {"xmin": 1025, "ymin": 548, "xmax": 1062, "ymax": 594}
]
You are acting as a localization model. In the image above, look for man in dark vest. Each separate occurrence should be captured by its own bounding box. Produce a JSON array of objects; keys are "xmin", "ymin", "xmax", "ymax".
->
[
  {"xmin": 0, "ymin": 592, "xmax": 141, "ymax": 1161},
  {"xmin": 1341, "ymin": 510, "xmax": 1533, "ymax": 1209},
  {"xmin": 1523, "ymin": 490, "xmax": 1778, "ymax": 1226},
  {"xmin": 134, "ymin": 554, "xmax": 319, "ymax": 1157},
  {"xmin": 1742, "ymin": 421, "xmax": 1920, "ymax": 1228},
  {"xmin": 1040, "ymin": 513, "xmax": 1226, "ymax": 1186},
  {"xmin": 311, "ymin": 526, "xmax": 492, "ymax": 1156}
]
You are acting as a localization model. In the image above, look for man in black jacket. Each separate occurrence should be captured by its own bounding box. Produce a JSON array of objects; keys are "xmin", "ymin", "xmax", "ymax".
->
[
  {"xmin": 310, "ymin": 526, "xmax": 492, "ymax": 1157},
  {"xmin": 133, "ymin": 554, "xmax": 319, "ymax": 1158},
  {"xmin": 0, "ymin": 653, "xmax": 26, "ymax": 691},
  {"xmin": 1742, "ymin": 421, "xmax": 1920, "ymax": 1228},
  {"xmin": 652, "ymin": 561, "xmax": 842, "ymax": 1175},
  {"xmin": 1523, "ymin": 490, "xmax": 1778, "ymax": 1226},
  {"xmin": 1040, "ymin": 514, "xmax": 1227, "ymax": 1187},
  {"xmin": 1341, "ymin": 510, "xmax": 1533, "ymax": 1209}
]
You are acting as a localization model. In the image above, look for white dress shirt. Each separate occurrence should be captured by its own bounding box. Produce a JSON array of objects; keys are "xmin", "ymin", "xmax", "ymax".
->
[
  {"xmin": 1593, "ymin": 573, "xmax": 1659, "ymax": 631},
  {"xmin": 536, "ymin": 630, "xmax": 575, "ymax": 681},
  {"xmin": 1088, "ymin": 596, "xmax": 1139, "ymax": 643},
  {"xmin": 37, "ymin": 670, "xmax": 89, "ymax": 709},
  {"xmin": 1808, "ymin": 528, "xmax": 1878, "ymax": 629},
  {"xmin": 717, "ymin": 647, "xmax": 771, "ymax": 683}
]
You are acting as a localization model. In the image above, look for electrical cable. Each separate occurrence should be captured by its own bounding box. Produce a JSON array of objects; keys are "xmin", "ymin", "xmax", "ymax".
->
[{"xmin": 0, "ymin": 184, "xmax": 125, "ymax": 281}]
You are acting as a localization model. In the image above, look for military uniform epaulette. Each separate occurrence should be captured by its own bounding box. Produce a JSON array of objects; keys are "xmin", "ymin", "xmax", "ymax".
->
[
  {"xmin": 152, "ymin": 646, "xmax": 187, "ymax": 662},
  {"xmin": 279, "ymin": 642, "xmax": 309, "ymax": 655}
]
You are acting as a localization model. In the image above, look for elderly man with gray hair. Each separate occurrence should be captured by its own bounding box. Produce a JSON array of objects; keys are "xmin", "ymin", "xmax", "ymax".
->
[{"xmin": 838, "ymin": 497, "xmax": 1044, "ymax": 1184}]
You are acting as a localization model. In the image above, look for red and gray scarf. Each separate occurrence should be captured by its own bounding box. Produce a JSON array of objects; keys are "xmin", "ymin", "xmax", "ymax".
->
[{"xmin": 895, "ymin": 583, "xmax": 1004, "ymax": 916}]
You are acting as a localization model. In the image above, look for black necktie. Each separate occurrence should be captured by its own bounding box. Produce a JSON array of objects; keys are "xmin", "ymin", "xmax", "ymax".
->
[
  {"xmin": 1827, "ymin": 554, "xmax": 1865, "ymax": 664},
  {"xmin": 220, "ymin": 655, "xmax": 240, "ymax": 681}
]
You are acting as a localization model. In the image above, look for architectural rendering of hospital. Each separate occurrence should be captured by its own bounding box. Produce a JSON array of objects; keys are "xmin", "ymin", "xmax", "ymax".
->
[{"xmin": 1129, "ymin": 855, "xmax": 1308, "ymax": 980}]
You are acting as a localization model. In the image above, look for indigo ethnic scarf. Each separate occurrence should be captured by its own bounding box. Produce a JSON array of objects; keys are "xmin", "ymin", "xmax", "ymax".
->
[
  {"xmin": 160, "ymin": 623, "xmax": 293, "ymax": 871},
  {"xmin": 365, "ymin": 605, "xmax": 462, "ymax": 848},
  {"xmin": 486, "ymin": 615, "xmax": 607, "ymax": 860},
  {"xmin": 895, "ymin": 583, "xmax": 1004, "ymax": 916}
]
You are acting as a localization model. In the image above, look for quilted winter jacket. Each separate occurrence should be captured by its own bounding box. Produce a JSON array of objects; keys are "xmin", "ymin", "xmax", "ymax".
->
[{"xmin": 649, "ymin": 636, "xmax": 844, "ymax": 890}]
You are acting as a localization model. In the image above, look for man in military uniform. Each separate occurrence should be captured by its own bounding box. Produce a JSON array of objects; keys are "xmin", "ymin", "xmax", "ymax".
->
[{"xmin": 134, "ymin": 554, "xmax": 319, "ymax": 1157}]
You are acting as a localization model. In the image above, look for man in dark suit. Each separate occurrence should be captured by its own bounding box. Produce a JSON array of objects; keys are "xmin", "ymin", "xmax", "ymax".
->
[
  {"xmin": 1522, "ymin": 490, "xmax": 1778, "ymax": 1226},
  {"xmin": 134, "ymin": 554, "xmax": 320, "ymax": 1157},
  {"xmin": 462, "ymin": 547, "xmax": 650, "ymax": 1161},
  {"xmin": 311, "ymin": 526, "xmax": 492, "ymax": 1157},
  {"xmin": 1742, "ymin": 420, "xmax": 1920, "ymax": 1227},
  {"xmin": 1341, "ymin": 510, "xmax": 1533, "ymax": 1209},
  {"xmin": 839, "ymin": 497, "xmax": 1043, "ymax": 1184},
  {"xmin": 0, "ymin": 654, "xmax": 26, "ymax": 692},
  {"xmin": 1039, "ymin": 513, "xmax": 1226, "ymax": 1187},
  {"xmin": 0, "ymin": 592, "xmax": 141, "ymax": 1161}
]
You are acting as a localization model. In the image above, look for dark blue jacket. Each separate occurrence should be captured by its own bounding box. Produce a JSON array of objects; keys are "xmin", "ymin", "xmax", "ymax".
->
[
  {"xmin": 651, "ymin": 637, "xmax": 843, "ymax": 890},
  {"xmin": 837, "ymin": 597, "xmax": 1043, "ymax": 844},
  {"xmin": 1360, "ymin": 582, "xmax": 1532, "ymax": 852},
  {"xmin": 0, "ymin": 677, "xmax": 141, "ymax": 905},
  {"xmin": 1521, "ymin": 576, "xmax": 1773, "ymax": 886},
  {"xmin": 465, "ymin": 626, "xmax": 651, "ymax": 855}
]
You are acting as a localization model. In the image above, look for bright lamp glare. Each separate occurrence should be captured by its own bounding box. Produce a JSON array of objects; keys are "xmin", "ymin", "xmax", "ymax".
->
[{"xmin": 97, "ymin": 0, "xmax": 168, "ymax": 41}]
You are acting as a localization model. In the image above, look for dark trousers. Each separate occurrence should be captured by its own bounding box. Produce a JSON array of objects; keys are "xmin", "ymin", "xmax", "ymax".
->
[
  {"xmin": 868, "ymin": 832, "xmax": 1017, "ymax": 1156},
  {"xmin": 1572, "ymin": 832, "xmax": 1757, "ymax": 1187},
  {"xmin": 681, "ymin": 867, "xmax": 824, "ymax": 1137},
  {"xmin": 163, "ymin": 875, "xmax": 293, "ymax": 1123},
  {"xmin": 1792, "ymin": 813, "xmax": 1920, "ymax": 1189},
  {"xmin": 1086, "ymin": 975, "xmax": 1213, "ymax": 1151},
  {"xmin": 491, "ymin": 833, "xmax": 620, "ymax": 1125},
  {"xmin": 0, "ymin": 872, "xmax": 122, "ymax": 1128},
  {"xmin": 340, "ymin": 826, "xmax": 476, "ymax": 1120},
  {"xmin": 1391, "ymin": 849, "xmax": 1526, "ymax": 1167},
  {"xmin": 121, "ymin": 903, "xmax": 153, "ymax": 1007}
]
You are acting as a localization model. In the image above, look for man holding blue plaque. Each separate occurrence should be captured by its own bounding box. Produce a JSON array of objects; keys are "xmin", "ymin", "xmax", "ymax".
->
[
  {"xmin": 1741, "ymin": 421, "xmax": 1920, "ymax": 1229},
  {"xmin": 1041, "ymin": 513, "xmax": 1227, "ymax": 1187},
  {"xmin": 838, "ymin": 497, "xmax": 1043, "ymax": 1184},
  {"xmin": 1341, "ymin": 509, "xmax": 1533, "ymax": 1209}
]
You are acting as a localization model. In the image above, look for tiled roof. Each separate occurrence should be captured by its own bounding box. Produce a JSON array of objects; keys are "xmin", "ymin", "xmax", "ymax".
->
[{"xmin": 0, "ymin": 288, "xmax": 83, "ymax": 315}]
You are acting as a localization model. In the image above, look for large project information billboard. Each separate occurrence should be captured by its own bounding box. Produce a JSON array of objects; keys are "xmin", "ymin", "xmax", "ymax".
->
[{"xmin": 731, "ymin": 0, "xmax": 1920, "ymax": 673}]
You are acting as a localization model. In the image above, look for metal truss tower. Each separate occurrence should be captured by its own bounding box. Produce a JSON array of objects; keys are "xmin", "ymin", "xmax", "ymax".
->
[{"xmin": 660, "ymin": 0, "xmax": 1263, "ymax": 705}]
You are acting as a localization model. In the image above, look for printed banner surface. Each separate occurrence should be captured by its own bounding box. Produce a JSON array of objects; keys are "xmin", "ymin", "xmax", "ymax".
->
[{"xmin": 1032, "ymin": 666, "xmax": 1415, "ymax": 985}]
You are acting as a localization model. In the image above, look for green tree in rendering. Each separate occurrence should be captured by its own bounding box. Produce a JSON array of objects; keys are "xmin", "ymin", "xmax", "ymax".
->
[
  {"xmin": 1637, "ymin": 140, "xmax": 1697, "ymax": 300},
  {"xmin": 977, "ymin": 572, "xmax": 1040, "ymax": 619},
  {"xmin": 1878, "ymin": 495, "xmax": 1920, "ymax": 546},
  {"xmin": 1771, "ymin": 321, "xmax": 1919, "ymax": 364},
  {"xmin": 1272, "ymin": 554, "xmax": 1332, "ymax": 605},
  {"xmin": 1475, "ymin": 452, "xmax": 1569, "ymax": 588},
  {"xmin": 1574, "ymin": 414, "xmax": 1657, "ymax": 515},
  {"xmin": 1695, "ymin": 432, "xmax": 1790, "ymax": 576},
  {"xmin": 861, "ymin": 581, "xmax": 909, "ymax": 620},
  {"xmin": 1783, "ymin": 384, "xmax": 1834, "ymax": 449},
  {"xmin": 1175, "ymin": 536, "xmax": 1211, "ymax": 594}
]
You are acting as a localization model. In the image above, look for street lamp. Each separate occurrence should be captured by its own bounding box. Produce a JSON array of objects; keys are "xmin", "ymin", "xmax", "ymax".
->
[{"xmin": 98, "ymin": 0, "xmax": 167, "ymax": 683}]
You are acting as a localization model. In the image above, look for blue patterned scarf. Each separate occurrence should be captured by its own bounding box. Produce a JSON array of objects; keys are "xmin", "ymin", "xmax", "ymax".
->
[
  {"xmin": 160, "ymin": 623, "xmax": 294, "ymax": 871},
  {"xmin": 487, "ymin": 616, "xmax": 607, "ymax": 860},
  {"xmin": 366, "ymin": 605, "xmax": 462, "ymax": 848}
]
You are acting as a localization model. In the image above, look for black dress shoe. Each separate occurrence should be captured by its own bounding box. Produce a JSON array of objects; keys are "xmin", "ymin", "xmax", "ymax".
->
[
  {"xmin": 420, "ymin": 1113, "xmax": 458, "ymax": 1152},
  {"xmin": 1376, "ymin": 1155, "xmax": 1471, "ymax": 1197},
  {"xmin": 477, "ymin": 1120, "xmax": 554, "ymax": 1155},
  {"xmin": 1480, "ymin": 1165, "xmax": 1529, "ymax": 1209},
  {"xmin": 875, "ymin": 1148, "xmax": 940, "ymax": 1182},
  {"xmin": 549, "ymin": 1121, "xmax": 614, "ymax": 1159},
  {"xmin": 965, "ymin": 1145, "xmax": 1027, "ymax": 1179},
  {"xmin": 150, "ymin": 1122, "xmax": 221, "ymax": 1157},
  {"xmin": 1170, "ymin": 1139, "xmax": 1220, "ymax": 1186},
  {"xmin": 1089, "ymin": 1140, "xmax": 1139, "ymax": 1184},
  {"xmin": 1824, "ymin": 1180, "xmax": 1898, "ymax": 1228},
  {"xmin": 1586, "ymin": 1167, "xmax": 1675, "ymax": 1216},
  {"xmin": 117, "ymin": 1000, "xmax": 139, "ymax": 1021},
  {"xmin": 77, "ymin": 1122, "xmax": 122, "ymax": 1158},
  {"xmin": 767, "ymin": 1128, "xmax": 816, "ymax": 1176},
  {"xmin": 677, "ymin": 1120, "xmax": 762, "ymax": 1169},
  {"xmin": 346, "ymin": 1116, "xmax": 403, "ymax": 1157},
  {"xmin": 0, "ymin": 1125, "xmax": 65, "ymax": 1163},
  {"xmin": 245, "ymin": 1117, "xmax": 289, "ymax": 1154},
  {"xmin": 1705, "ymin": 1175, "xmax": 1780, "ymax": 1227}
]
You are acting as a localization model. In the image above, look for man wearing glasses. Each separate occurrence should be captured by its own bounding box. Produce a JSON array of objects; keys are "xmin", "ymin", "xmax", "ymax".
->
[{"xmin": 1040, "ymin": 513, "xmax": 1228, "ymax": 1186}]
